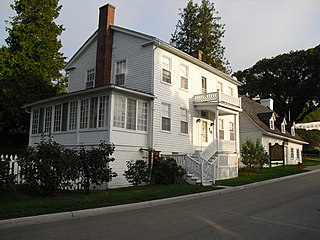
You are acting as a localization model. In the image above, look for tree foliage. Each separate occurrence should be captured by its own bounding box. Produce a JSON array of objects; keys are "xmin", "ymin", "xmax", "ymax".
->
[
  {"xmin": 0, "ymin": 0, "xmax": 66, "ymax": 148},
  {"xmin": 171, "ymin": 0, "xmax": 230, "ymax": 73},
  {"xmin": 124, "ymin": 160, "xmax": 149, "ymax": 187},
  {"xmin": 241, "ymin": 139, "xmax": 269, "ymax": 170},
  {"xmin": 234, "ymin": 45, "xmax": 320, "ymax": 122}
]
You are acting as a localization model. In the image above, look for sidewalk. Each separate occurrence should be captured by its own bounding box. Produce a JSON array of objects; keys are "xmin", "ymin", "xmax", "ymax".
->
[{"xmin": 1, "ymin": 165, "xmax": 320, "ymax": 230}]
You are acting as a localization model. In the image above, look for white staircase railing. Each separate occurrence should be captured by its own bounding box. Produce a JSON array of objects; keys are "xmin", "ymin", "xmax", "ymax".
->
[{"xmin": 201, "ymin": 140, "xmax": 218, "ymax": 161}]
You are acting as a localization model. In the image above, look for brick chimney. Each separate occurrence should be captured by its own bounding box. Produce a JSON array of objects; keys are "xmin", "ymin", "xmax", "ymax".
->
[{"xmin": 95, "ymin": 4, "xmax": 115, "ymax": 87}]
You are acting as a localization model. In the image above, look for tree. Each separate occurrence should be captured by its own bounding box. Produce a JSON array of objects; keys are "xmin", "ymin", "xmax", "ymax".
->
[
  {"xmin": 171, "ymin": 0, "xmax": 230, "ymax": 73},
  {"xmin": 234, "ymin": 45, "xmax": 320, "ymax": 122},
  {"xmin": 0, "ymin": 0, "xmax": 66, "ymax": 149},
  {"xmin": 241, "ymin": 139, "xmax": 269, "ymax": 170},
  {"xmin": 124, "ymin": 160, "xmax": 149, "ymax": 187}
]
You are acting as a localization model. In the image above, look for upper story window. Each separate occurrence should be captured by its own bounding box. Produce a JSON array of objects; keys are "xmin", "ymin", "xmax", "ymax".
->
[
  {"xmin": 162, "ymin": 56, "xmax": 171, "ymax": 84},
  {"xmin": 291, "ymin": 126, "xmax": 295, "ymax": 136},
  {"xmin": 217, "ymin": 82, "xmax": 223, "ymax": 93},
  {"xmin": 269, "ymin": 113, "xmax": 276, "ymax": 130},
  {"xmin": 180, "ymin": 64, "xmax": 188, "ymax": 90},
  {"xmin": 161, "ymin": 102, "xmax": 171, "ymax": 131},
  {"xmin": 228, "ymin": 87, "xmax": 234, "ymax": 97},
  {"xmin": 116, "ymin": 60, "xmax": 126, "ymax": 85},
  {"xmin": 281, "ymin": 118, "xmax": 287, "ymax": 133},
  {"xmin": 202, "ymin": 77, "xmax": 207, "ymax": 94},
  {"xmin": 180, "ymin": 108, "xmax": 188, "ymax": 134},
  {"xmin": 86, "ymin": 69, "xmax": 95, "ymax": 89}
]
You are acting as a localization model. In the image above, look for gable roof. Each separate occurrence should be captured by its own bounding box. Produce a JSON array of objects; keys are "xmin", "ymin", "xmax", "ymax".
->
[
  {"xmin": 65, "ymin": 24, "xmax": 241, "ymax": 86},
  {"xmin": 241, "ymin": 96, "xmax": 306, "ymax": 143}
]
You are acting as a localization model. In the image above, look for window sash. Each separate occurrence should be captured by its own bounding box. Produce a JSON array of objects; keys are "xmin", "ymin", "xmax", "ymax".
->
[
  {"xmin": 86, "ymin": 69, "xmax": 95, "ymax": 88},
  {"xmin": 180, "ymin": 108, "xmax": 188, "ymax": 134},
  {"xmin": 98, "ymin": 96, "xmax": 107, "ymax": 128},
  {"xmin": 162, "ymin": 69, "xmax": 171, "ymax": 83},
  {"xmin": 137, "ymin": 101, "xmax": 148, "ymax": 131},
  {"xmin": 126, "ymin": 98, "xmax": 137, "ymax": 130},
  {"xmin": 113, "ymin": 95, "xmax": 126, "ymax": 128},
  {"xmin": 32, "ymin": 109, "xmax": 39, "ymax": 134},
  {"xmin": 53, "ymin": 104, "xmax": 62, "ymax": 132},
  {"xmin": 161, "ymin": 103, "xmax": 171, "ymax": 131},
  {"xmin": 69, "ymin": 101, "xmax": 78, "ymax": 130},
  {"xmin": 202, "ymin": 77, "xmax": 207, "ymax": 94},
  {"xmin": 180, "ymin": 76, "xmax": 188, "ymax": 89},
  {"xmin": 44, "ymin": 106, "xmax": 52, "ymax": 133},
  {"xmin": 80, "ymin": 99, "xmax": 89, "ymax": 129},
  {"xmin": 89, "ymin": 97, "xmax": 98, "ymax": 128}
]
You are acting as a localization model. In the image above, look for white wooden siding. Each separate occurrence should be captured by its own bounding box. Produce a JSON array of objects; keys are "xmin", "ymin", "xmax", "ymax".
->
[
  {"xmin": 111, "ymin": 31, "xmax": 153, "ymax": 93},
  {"xmin": 67, "ymin": 40, "xmax": 97, "ymax": 93},
  {"xmin": 152, "ymin": 48, "xmax": 239, "ymax": 154}
]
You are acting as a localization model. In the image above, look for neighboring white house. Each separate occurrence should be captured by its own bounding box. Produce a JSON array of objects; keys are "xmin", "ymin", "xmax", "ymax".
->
[
  {"xmin": 24, "ymin": 4, "xmax": 242, "ymax": 188},
  {"xmin": 240, "ymin": 96, "xmax": 307, "ymax": 165},
  {"xmin": 295, "ymin": 122, "xmax": 320, "ymax": 131}
]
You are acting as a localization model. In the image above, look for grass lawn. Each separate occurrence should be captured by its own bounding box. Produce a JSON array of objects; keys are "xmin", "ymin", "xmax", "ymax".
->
[
  {"xmin": 0, "ymin": 184, "xmax": 220, "ymax": 220},
  {"xmin": 216, "ymin": 157, "xmax": 320, "ymax": 187}
]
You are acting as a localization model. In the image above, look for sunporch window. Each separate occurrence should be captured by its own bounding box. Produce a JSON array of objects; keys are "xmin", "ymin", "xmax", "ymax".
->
[{"xmin": 219, "ymin": 119, "xmax": 224, "ymax": 140}]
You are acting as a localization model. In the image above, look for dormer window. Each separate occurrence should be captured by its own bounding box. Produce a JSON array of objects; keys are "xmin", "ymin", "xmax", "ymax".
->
[
  {"xmin": 281, "ymin": 118, "xmax": 287, "ymax": 133},
  {"xmin": 116, "ymin": 60, "xmax": 126, "ymax": 85},
  {"xmin": 269, "ymin": 113, "xmax": 276, "ymax": 130},
  {"xmin": 86, "ymin": 69, "xmax": 95, "ymax": 89},
  {"xmin": 291, "ymin": 126, "xmax": 295, "ymax": 136}
]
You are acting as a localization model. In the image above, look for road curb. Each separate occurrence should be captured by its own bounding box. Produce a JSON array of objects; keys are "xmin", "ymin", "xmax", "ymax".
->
[{"xmin": 1, "ymin": 168, "xmax": 320, "ymax": 230}]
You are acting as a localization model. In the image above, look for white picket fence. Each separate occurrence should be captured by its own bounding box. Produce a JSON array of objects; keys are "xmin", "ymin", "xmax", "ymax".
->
[{"xmin": 0, "ymin": 154, "xmax": 23, "ymax": 184}]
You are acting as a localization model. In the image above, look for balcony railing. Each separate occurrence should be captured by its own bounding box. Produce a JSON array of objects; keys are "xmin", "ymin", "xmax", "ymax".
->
[{"xmin": 194, "ymin": 91, "xmax": 241, "ymax": 108}]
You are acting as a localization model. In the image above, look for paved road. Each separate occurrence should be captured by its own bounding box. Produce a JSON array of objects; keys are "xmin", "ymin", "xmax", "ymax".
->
[{"xmin": 1, "ymin": 171, "xmax": 320, "ymax": 240}]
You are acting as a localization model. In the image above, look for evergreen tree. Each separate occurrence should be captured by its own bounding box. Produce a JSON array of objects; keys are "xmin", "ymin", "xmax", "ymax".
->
[
  {"xmin": 171, "ymin": 0, "xmax": 230, "ymax": 73},
  {"xmin": 0, "ymin": 0, "xmax": 65, "ymax": 149}
]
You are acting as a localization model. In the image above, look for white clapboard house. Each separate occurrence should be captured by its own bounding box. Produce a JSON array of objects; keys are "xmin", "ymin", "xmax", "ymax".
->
[
  {"xmin": 240, "ymin": 96, "xmax": 307, "ymax": 166},
  {"xmin": 24, "ymin": 4, "xmax": 242, "ymax": 187}
]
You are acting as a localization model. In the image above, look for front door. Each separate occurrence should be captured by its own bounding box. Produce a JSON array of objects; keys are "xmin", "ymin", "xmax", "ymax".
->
[{"xmin": 201, "ymin": 121, "xmax": 208, "ymax": 143}]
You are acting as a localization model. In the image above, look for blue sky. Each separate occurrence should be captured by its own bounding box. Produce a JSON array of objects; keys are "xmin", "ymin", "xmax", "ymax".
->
[{"xmin": 1, "ymin": 0, "xmax": 320, "ymax": 72}]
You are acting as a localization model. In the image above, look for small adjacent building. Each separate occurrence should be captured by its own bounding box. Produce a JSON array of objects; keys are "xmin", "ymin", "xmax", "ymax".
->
[{"xmin": 240, "ymin": 96, "xmax": 307, "ymax": 165}]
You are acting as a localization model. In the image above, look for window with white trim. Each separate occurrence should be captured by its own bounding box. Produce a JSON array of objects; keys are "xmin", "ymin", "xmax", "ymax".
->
[
  {"xmin": 53, "ymin": 104, "xmax": 62, "ymax": 132},
  {"xmin": 219, "ymin": 119, "xmax": 224, "ymax": 140},
  {"xmin": 113, "ymin": 95, "xmax": 126, "ymax": 128},
  {"xmin": 228, "ymin": 87, "xmax": 234, "ymax": 97},
  {"xmin": 296, "ymin": 149, "xmax": 300, "ymax": 161},
  {"xmin": 44, "ymin": 106, "xmax": 52, "ymax": 133},
  {"xmin": 270, "ymin": 119, "xmax": 275, "ymax": 130},
  {"xmin": 161, "ymin": 103, "xmax": 171, "ymax": 131},
  {"xmin": 86, "ymin": 69, "xmax": 95, "ymax": 89},
  {"xmin": 89, "ymin": 97, "xmax": 98, "ymax": 128},
  {"xmin": 291, "ymin": 148, "xmax": 294, "ymax": 160},
  {"xmin": 116, "ymin": 60, "xmax": 126, "ymax": 85},
  {"xmin": 137, "ymin": 101, "xmax": 148, "ymax": 131},
  {"xmin": 98, "ymin": 96, "xmax": 108, "ymax": 128},
  {"xmin": 281, "ymin": 123, "xmax": 286, "ymax": 133},
  {"xmin": 126, "ymin": 98, "xmax": 137, "ymax": 130},
  {"xmin": 180, "ymin": 108, "xmax": 188, "ymax": 134},
  {"xmin": 229, "ymin": 122, "xmax": 235, "ymax": 141},
  {"xmin": 202, "ymin": 77, "xmax": 207, "ymax": 94},
  {"xmin": 31, "ymin": 109, "xmax": 39, "ymax": 134},
  {"xmin": 80, "ymin": 99, "xmax": 89, "ymax": 129},
  {"xmin": 291, "ymin": 126, "xmax": 295, "ymax": 136},
  {"xmin": 69, "ymin": 101, "xmax": 78, "ymax": 130},
  {"xmin": 180, "ymin": 64, "xmax": 188, "ymax": 90},
  {"xmin": 162, "ymin": 56, "xmax": 171, "ymax": 84}
]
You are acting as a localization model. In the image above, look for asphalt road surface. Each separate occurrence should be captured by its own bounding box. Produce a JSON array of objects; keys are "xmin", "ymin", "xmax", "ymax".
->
[{"xmin": 1, "ymin": 171, "xmax": 320, "ymax": 240}]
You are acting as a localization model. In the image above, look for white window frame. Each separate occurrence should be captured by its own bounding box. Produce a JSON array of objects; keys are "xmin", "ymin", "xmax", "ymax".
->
[
  {"xmin": 115, "ymin": 60, "xmax": 126, "ymax": 85},
  {"xmin": 291, "ymin": 148, "xmax": 294, "ymax": 160},
  {"xmin": 80, "ymin": 99, "xmax": 89, "ymax": 129},
  {"xmin": 202, "ymin": 77, "xmax": 207, "ymax": 94},
  {"xmin": 180, "ymin": 64, "xmax": 188, "ymax": 90},
  {"xmin": 31, "ymin": 109, "xmax": 39, "ymax": 135},
  {"xmin": 229, "ymin": 122, "xmax": 235, "ymax": 141},
  {"xmin": 44, "ymin": 106, "xmax": 52, "ymax": 133},
  {"xmin": 161, "ymin": 102, "xmax": 171, "ymax": 131},
  {"xmin": 219, "ymin": 119, "xmax": 224, "ymax": 140},
  {"xmin": 180, "ymin": 108, "xmax": 188, "ymax": 134},
  {"xmin": 53, "ymin": 104, "xmax": 62, "ymax": 132},
  {"xmin": 291, "ymin": 126, "xmax": 295, "ymax": 136},
  {"xmin": 137, "ymin": 101, "xmax": 148, "ymax": 131},
  {"xmin": 126, "ymin": 98, "xmax": 137, "ymax": 130},
  {"xmin": 162, "ymin": 56, "xmax": 171, "ymax": 84},
  {"xmin": 113, "ymin": 95, "xmax": 126, "ymax": 128},
  {"xmin": 68, "ymin": 101, "xmax": 78, "ymax": 130},
  {"xmin": 86, "ymin": 69, "xmax": 95, "ymax": 89},
  {"xmin": 89, "ymin": 97, "xmax": 98, "ymax": 129}
]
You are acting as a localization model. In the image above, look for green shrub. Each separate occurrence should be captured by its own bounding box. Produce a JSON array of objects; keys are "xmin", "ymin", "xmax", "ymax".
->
[
  {"xmin": 241, "ymin": 139, "xmax": 269, "ymax": 170},
  {"xmin": 79, "ymin": 141, "xmax": 117, "ymax": 193},
  {"xmin": 0, "ymin": 156, "xmax": 15, "ymax": 193},
  {"xmin": 124, "ymin": 160, "xmax": 149, "ymax": 187},
  {"xmin": 151, "ymin": 157, "xmax": 186, "ymax": 185}
]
